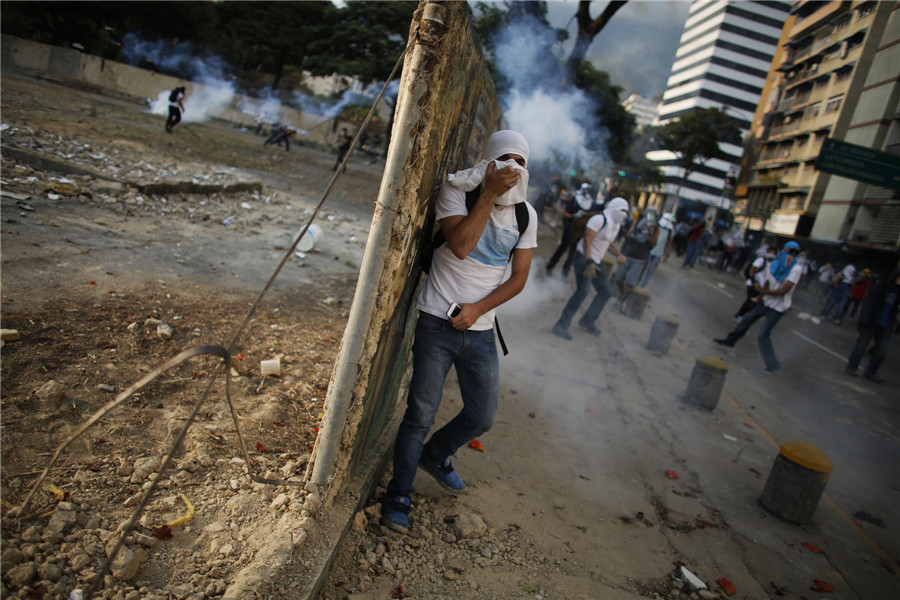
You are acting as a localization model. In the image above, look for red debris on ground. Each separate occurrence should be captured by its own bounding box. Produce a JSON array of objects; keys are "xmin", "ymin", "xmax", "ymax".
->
[
  {"xmin": 666, "ymin": 469, "xmax": 679, "ymax": 479},
  {"xmin": 812, "ymin": 579, "xmax": 834, "ymax": 592},
  {"xmin": 716, "ymin": 577, "xmax": 736, "ymax": 594},
  {"xmin": 468, "ymin": 439, "xmax": 484, "ymax": 452},
  {"xmin": 802, "ymin": 542, "xmax": 820, "ymax": 553}
]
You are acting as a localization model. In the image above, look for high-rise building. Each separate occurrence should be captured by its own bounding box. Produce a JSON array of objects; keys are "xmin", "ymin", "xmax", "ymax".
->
[
  {"xmin": 645, "ymin": 0, "xmax": 791, "ymax": 211},
  {"xmin": 739, "ymin": 0, "xmax": 898, "ymax": 253},
  {"xmin": 622, "ymin": 93, "xmax": 658, "ymax": 132}
]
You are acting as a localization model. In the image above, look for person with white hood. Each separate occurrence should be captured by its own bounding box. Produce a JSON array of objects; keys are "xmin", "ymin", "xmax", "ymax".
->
[
  {"xmin": 382, "ymin": 130, "xmax": 537, "ymax": 535},
  {"xmin": 551, "ymin": 197, "xmax": 630, "ymax": 339},
  {"xmin": 546, "ymin": 182, "xmax": 601, "ymax": 278},
  {"xmin": 640, "ymin": 211, "xmax": 675, "ymax": 287}
]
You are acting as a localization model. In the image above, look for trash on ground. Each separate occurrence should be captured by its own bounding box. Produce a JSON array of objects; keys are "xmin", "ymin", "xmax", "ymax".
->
[
  {"xmin": 812, "ymin": 579, "xmax": 834, "ymax": 592},
  {"xmin": 467, "ymin": 439, "xmax": 484, "ymax": 452},
  {"xmin": 666, "ymin": 469, "xmax": 679, "ymax": 479},
  {"xmin": 722, "ymin": 433, "xmax": 738, "ymax": 442},
  {"xmin": 680, "ymin": 566, "xmax": 707, "ymax": 589},
  {"xmin": 802, "ymin": 542, "xmax": 820, "ymax": 553},
  {"xmin": 716, "ymin": 577, "xmax": 736, "ymax": 594}
]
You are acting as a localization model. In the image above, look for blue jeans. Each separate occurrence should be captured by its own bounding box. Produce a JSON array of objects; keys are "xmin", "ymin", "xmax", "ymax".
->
[
  {"xmin": 387, "ymin": 312, "xmax": 499, "ymax": 498},
  {"xmin": 555, "ymin": 252, "xmax": 612, "ymax": 331},
  {"xmin": 641, "ymin": 255, "xmax": 663, "ymax": 287},
  {"xmin": 820, "ymin": 283, "xmax": 849, "ymax": 318},
  {"xmin": 615, "ymin": 256, "xmax": 647, "ymax": 288},
  {"xmin": 846, "ymin": 326, "xmax": 891, "ymax": 376},
  {"xmin": 721, "ymin": 301, "xmax": 785, "ymax": 371},
  {"xmin": 683, "ymin": 240, "xmax": 703, "ymax": 267}
]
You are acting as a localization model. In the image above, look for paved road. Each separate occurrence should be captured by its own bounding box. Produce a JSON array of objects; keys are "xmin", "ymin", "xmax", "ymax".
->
[{"xmin": 477, "ymin": 227, "xmax": 900, "ymax": 599}]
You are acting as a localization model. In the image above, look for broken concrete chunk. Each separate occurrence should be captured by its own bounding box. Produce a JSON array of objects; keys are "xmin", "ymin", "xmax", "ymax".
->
[
  {"xmin": 156, "ymin": 323, "xmax": 174, "ymax": 339},
  {"xmin": 0, "ymin": 328, "xmax": 21, "ymax": 341}
]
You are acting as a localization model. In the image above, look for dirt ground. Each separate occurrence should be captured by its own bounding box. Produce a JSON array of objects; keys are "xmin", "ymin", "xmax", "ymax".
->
[{"xmin": 0, "ymin": 71, "xmax": 384, "ymax": 599}]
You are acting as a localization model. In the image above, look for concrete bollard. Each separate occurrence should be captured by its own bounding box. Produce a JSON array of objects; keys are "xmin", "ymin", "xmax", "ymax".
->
[
  {"xmin": 647, "ymin": 314, "xmax": 679, "ymax": 355},
  {"xmin": 761, "ymin": 441, "xmax": 833, "ymax": 524},
  {"xmin": 684, "ymin": 356, "xmax": 728, "ymax": 410},
  {"xmin": 623, "ymin": 288, "xmax": 649, "ymax": 320}
]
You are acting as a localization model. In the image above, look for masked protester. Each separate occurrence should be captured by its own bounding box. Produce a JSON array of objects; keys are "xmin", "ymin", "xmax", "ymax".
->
[
  {"xmin": 845, "ymin": 269, "xmax": 900, "ymax": 384},
  {"xmin": 382, "ymin": 131, "xmax": 537, "ymax": 535},
  {"xmin": 733, "ymin": 246, "xmax": 778, "ymax": 322},
  {"xmin": 551, "ymin": 197, "xmax": 630, "ymax": 340},
  {"xmin": 714, "ymin": 241, "xmax": 803, "ymax": 374}
]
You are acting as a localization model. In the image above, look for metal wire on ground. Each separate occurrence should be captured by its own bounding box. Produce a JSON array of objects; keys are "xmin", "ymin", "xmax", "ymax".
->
[{"xmin": 12, "ymin": 42, "xmax": 412, "ymax": 600}]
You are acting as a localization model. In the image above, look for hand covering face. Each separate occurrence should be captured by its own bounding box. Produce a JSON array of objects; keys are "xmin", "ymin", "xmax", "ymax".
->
[{"xmin": 447, "ymin": 130, "xmax": 530, "ymax": 206}]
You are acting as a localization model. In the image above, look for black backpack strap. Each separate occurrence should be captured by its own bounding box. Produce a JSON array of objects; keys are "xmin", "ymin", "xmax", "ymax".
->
[{"xmin": 495, "ymin": 316, "xmax": 509, "ymax": 356}]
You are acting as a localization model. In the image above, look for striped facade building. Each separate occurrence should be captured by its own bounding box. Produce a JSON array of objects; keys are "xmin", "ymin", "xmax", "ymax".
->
[{"xmin": 646, "ymin": 0, "xmax": 791, "ymax": 211}]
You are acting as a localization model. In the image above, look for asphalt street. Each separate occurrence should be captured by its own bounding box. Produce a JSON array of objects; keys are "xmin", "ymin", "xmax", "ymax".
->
[{"xmin": 466, "ymin": 230, "xmax": 900, "ymax": 599}]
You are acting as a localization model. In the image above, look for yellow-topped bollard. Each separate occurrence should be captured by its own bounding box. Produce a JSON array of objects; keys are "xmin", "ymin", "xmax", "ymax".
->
[
  {"xmin": 647, "ymin": 314, "xmax": 679, "ymax": 355},
  {"xmin": 761, "ymin": 441, "xmax": 833, "ymax": 523},
  {"xmin": 684, "ymin": 356, "xmax": 728, "ymax": 410}
]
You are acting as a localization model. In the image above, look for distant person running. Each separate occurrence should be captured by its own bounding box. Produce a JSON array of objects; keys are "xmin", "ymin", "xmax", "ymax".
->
[
  {"xmin": 165, "ymin": 86, "xmax": 186, "ymax": 133},
  {"xmin": 332, "ymin": 128, "xmax": 353, "ymax": 171},
  {"xmin": 263, "ymin": 126, "xmax": 294, "ymax": 151}
]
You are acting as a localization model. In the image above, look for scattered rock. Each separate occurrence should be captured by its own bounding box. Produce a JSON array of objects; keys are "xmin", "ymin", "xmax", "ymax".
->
[
  {"xmin": 452, "ymin": 512, "xmax": 487, "ymax": 539},
  {"xmin": 4, "ymin": 562, "xmax": 37, "ymax": 587},
  {"xmin": 156, "ymin": 323, "xmax": 174, "ymax": 339}
]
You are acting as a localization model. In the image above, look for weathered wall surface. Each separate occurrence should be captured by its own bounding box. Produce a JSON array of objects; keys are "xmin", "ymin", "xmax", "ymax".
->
[{"xmin": 311, "ymin": 1, "xmax": 502, "ymax": 498}]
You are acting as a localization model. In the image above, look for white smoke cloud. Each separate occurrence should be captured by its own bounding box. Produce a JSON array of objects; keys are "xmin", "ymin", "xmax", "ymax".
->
[{"xmin": 489, "ymin": 13, "xmax": 611, "ymax": 179}]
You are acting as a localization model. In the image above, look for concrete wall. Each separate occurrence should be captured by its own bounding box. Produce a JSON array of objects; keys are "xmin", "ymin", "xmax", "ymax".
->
[
  {"xmin": 1, "ymin": 34, "xmax": 350, "ymax": 148},
  {"xmin": 310, "ymin": 1, "xmax": 503, "ymax": 498}
]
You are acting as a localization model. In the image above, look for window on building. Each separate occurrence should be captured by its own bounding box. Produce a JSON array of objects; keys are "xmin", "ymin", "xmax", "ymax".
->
[
  {"xmin": 833, "ymin": 15, "xmax": 851, "ymax": 31},
  {"xmin": 825, "ymin": 95, "xmax": 843, "ymax": 113},
  {"xmin": 814, "ymin": 76, "xmax": 830, "ymax": 89},
  {"xmin": 857, "ymin": 2, "xmax": 875, "ymax": 19},
  {"xmin": 806, "ymin": 102, "xmax": 822, "ymax": 118},
  {"xmin": 835, "ymin": 68, "xmax": 852, "ymax": 82}
]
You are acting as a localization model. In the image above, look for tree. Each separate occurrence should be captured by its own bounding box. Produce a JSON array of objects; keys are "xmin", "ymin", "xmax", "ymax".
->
[
  {"xmin": 657, "ymin": 107, "xmax": 743, "ymax": 210},
  {"xmin": 304, "ymin": 2, "xmax": 418, "ymax": 85},
  {"xmin": 215, "ymin": 2, "xmax": 337, "ymax": 91},
  {"xmin": 565, "ymin": 1, "xmax": 628, "ymax": 83},
  {"xmin": 573, "ymin": 61, "xmax": 635, "ymax": 167}
]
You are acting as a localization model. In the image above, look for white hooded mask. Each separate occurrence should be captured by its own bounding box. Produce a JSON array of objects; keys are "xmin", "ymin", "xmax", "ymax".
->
[
  {"xmin": 447, "ymin": 130, "xmax": 530, "ymax": 206},
  {"xmin": 604, "ymin": 197, "xmax": 629, "ymax": 226}
]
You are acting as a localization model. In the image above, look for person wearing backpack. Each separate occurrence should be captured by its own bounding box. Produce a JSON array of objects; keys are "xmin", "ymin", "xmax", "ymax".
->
[
  {"xmin": 546, "ymin": 182, "xmax": 601, "ymax": 278},
  {"xmin": 165, "ymin": 86, "xmax": 186, "ymax": 133},
  {"xmin": 381, "ymin": 130, "xmax": 537, "ymax": 535},
  {"xmin": 551, "ymin": 197, "xmax": 630, "ymax": 339},
  {"xmin": 733, "ymin": 246, "xmax": 777, "ymax": 322},
  {"xmin": 640, "ymin": 211, "xmax": 674, "ymax": 288}
]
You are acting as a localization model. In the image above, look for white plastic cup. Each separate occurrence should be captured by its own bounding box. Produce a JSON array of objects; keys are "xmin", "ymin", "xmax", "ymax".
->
[
  {"xmin": 260, "ymin": 357, "xmax": 281, "ymax": 376},
  {"xmin": 295, "ymin": 223, "xmax": 322, "ymax": 252}
]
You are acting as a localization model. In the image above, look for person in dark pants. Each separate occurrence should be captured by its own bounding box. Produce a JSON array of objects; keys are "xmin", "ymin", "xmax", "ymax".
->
[
  {"xmin": 713, "ymin": 241, "xmax": 803, "ymax": 374},
  {"xmin": 546, "ymin": 183, "xmax": 600, "ymax": 278},
  {"xmin": 381, "ymin": 131, "xmax": 536, "ymax": 535},
  {"xmin": 845, "ymin": 268, "xmax": 900, "ymax": 384},
  {"xmin": 263, "ymin": 126, "xmax": 294, "ymax": 151},
  {"xmin": 332, "ymin": 128, "xmax": 353, "ymax": 171},
  {"xmin": 165, "ymin": 86, "xmax": 186, "ymax": 133}
]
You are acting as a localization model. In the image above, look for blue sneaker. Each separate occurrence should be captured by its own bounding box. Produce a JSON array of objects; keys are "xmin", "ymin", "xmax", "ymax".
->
[
  {"xmin": 419, "ymin": 456, "xmax": 466, "ymax": 493},
  {"xmin": 381, "ymin": 495, "xmax": 411, "ymax": 534}
]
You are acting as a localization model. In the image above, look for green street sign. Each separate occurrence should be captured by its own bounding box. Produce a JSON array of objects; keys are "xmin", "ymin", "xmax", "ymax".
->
[{"xmin": 815, "ymin": 137, "xmax": 900, "ymax": 190}]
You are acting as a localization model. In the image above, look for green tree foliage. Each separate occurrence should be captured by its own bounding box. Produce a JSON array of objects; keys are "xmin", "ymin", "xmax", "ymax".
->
[
  {"xmin": 573, "ymin": 61, "xmax": 635, "ymax": 167},
  {"xmin": 304, "ymin": 1, "xmax": 418, "ymax": 85},
  {"xmin": 214, "ymin": 2, "xmax": 337, "ymax": 90},
  {"xmin": 657, "ymin": 107, "xmax": 743, "ymax": 199}
]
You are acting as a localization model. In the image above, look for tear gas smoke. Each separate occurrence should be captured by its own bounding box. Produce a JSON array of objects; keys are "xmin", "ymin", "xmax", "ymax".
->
[
  {"xmin": 125, "ymin": 33, "xmax": 236, "ymax": 124},
  {"xmin": 488, "ymin": 14, "xmax": 611, "ymax": 180}
]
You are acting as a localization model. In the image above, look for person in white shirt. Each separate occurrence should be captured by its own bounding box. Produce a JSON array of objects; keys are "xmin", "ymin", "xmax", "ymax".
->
[
  {"xmin": 382, "ymin": 130, "xmax": 537, "ymax": 535},
  {"xmin": 733, "ymin": 246, "xmax": 777, "ymax": 322},
  {"xmin": 551, "ymin": 197, "xmax": 629, "ymax": 339},
  {"xmin": 714, "ymin": 241, "xmax": 803, "ymax": 374}
]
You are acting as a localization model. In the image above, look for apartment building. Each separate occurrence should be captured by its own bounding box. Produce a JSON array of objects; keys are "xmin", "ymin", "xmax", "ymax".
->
[
  {"xmin": 740, "ymin": 0, "xmax": 898, "ymax": 253},
  {"xmin": 622, "ymin": 93, "xmax": 658, "ymax": 132},
  {"xmin": 645, "ymin": 0, "xmax": 791, "ymax": 210}
]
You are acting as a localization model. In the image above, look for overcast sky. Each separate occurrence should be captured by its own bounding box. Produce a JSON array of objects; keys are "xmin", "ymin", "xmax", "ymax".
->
[{"xmin": 544, "ymin": 0, "xmax": 692, "ymax": 100}]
